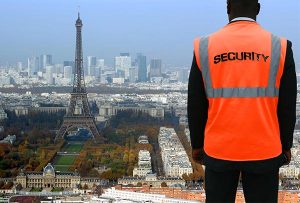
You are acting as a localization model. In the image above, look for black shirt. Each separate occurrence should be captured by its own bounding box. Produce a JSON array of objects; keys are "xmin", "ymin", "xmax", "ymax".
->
[{"xmin": 188, "ymin": 36, "xmax": 297, "ymax": 172}]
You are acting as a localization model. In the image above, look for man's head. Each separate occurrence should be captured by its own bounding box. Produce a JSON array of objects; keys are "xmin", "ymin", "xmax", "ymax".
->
[{"xmin": 227, "ymin": 0, "xmax": 260, "ymax": 21}]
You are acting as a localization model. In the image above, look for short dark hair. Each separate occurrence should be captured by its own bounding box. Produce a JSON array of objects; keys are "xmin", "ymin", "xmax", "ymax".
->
[{"xmin": 228, "ymin": 0, "xmax": 259, "ymax": 6}]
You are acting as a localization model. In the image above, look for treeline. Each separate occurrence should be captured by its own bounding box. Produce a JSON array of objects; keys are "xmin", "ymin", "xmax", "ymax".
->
[
  {"xmin": 3, "ymin": 110, "xmax": 64, "ymax": 131},
  {"xmin": 0, "ymin": 111, "xmax": 66, "ymax": 178}
]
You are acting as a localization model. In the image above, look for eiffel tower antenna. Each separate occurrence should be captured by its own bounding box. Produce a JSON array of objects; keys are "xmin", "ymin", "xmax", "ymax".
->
[{"xmin": 55, "ymin": 14, "xmax": 103, "ymax": 142}]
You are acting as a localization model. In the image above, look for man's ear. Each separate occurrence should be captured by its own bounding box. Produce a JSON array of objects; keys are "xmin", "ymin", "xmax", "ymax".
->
[{"xmin": 257, "ymin": 3, "xmax": 261, "ymax": 15}]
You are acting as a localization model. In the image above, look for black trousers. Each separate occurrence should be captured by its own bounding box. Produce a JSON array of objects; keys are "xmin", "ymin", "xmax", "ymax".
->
[{"xmin": 205, "ymin": 167, "xmax": 279, "ymax": 203}]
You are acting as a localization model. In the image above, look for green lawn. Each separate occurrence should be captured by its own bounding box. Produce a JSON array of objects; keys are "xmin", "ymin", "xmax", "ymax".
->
[
  {"xmin": 54, "ymin": 165, "xmax": 70, "ymax": 172},
  {"xmin": 54, "ymin": 155, "xmax": 76, "ymax": 172},
  {"xmin": 63, "ymin": 143, "xmax": 83, "ymax": 153},
  {"xmin": 55, "ymin": 155, "xmax": 76, "ymax": 165},
  {"xmin": 53, "ymin": 155, "xmax": 76, "ymax": 172}
]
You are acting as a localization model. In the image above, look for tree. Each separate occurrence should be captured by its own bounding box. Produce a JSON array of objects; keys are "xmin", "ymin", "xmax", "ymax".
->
[
  {"xmin": 94, "ymin": 185, "xmax": 103, "ymax": 197},
  {"xmin": 15, "ymin": 183, "xmax": 22, "ymax": 191},
  {"xmin": 83, "ymin": 184, "xmax": 89, "ymax": 190},
  {"xmin": 161, "ymin": 182, "xmax": 168, "ymax": 187},
  {"xmin": 4, "ymin": 181, "xmax": 13, "ymax": 189},
  {"xmin": 0, "ymin": 181, "xmax": 4, "ymax": 189},
  {"xmin": 182, "ymin": 173, "xmax": 191, "ymax": 181}
]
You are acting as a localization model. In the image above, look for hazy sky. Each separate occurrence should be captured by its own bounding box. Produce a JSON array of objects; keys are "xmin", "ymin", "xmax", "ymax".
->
[{"xmin": 0, "ymin": 0, "xmax": 299, "ymax": 67}]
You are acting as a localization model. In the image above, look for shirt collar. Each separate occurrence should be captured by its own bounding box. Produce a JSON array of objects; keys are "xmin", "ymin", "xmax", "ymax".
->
[{"xmin": 230, "ymin": 17, "xmax": 256, "ymax": 22}]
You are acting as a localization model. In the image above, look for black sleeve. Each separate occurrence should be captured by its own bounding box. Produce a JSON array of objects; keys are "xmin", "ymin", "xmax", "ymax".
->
[
  {"xmin": 277, "ymin": 40, "xmax": 297, "ymax": 150},
  {"xmin": 188, "ymin": 53, "xmax": 209, "ymax": 149}
]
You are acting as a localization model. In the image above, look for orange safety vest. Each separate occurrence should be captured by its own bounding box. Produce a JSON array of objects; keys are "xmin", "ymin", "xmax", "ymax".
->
[{"xmin": 194, "ymin": 21, "xmax": 287, "ymax": 161}]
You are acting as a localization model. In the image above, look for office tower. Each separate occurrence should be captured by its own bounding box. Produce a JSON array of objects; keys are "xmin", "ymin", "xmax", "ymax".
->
[
  {"xmin": 45, "ymin": 65, "xmax": 54, "ymax": 84},
  {"xmin": 40, "ymin": 54, "xmax": 52, "ymax": 70},
  {"xmin": 94, "ymin": 59, "xmax": 104, "ymax": 79},
  {"xmin": 17, "ymin": 62, "xmax": 23, "ymax": 71},
  {"xmin": 27, "ymin": 57, "xmax": 39, "ymax": 76},
  {"xmin": 178, "ymin": 68, "xmax": 189, "ymax": 83},
  {"xmin": 137, "ymin": 53, "xmax": 147, "ymax": 82},
  {"xmin": 129, "ymin": 67, "xmax": 136, "ymax": 83},
  {"xmin": 63, "ymin": 61, "xmax": 75, "ymax": 74},
  {"xmin": 120, "ymin": 53, "xmax": 130, "ymax": 57},
  {"xmin": 87, "ymin": 56, "xmax": 97, "ymax": 76},
  {"xmin": 64, "ymin": 66, "xmax": 72, "ymax": 79},
  {"xmin": 150, "ymin": 59, "xmax": 162, "ymax": 78},
  {"xmin": 55, "ymin": 64, "xmax": 63, "ymax": 74},
  {"xmin": 97, "ymin": 59, "xmax": 104, "ymax": 68},
  {"xmin": 115, "ymin": 54, "xmax": 131, "ymax": 79}
]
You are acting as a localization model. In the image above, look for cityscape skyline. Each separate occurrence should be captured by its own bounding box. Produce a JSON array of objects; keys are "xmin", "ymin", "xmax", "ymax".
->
[
  {"xmin": 0, "ymin": 6, "xmax": 300, "ymax": 201},
  {"xmin": 0, "ymin": 0, "xmax": 299, "ymax": 67}
]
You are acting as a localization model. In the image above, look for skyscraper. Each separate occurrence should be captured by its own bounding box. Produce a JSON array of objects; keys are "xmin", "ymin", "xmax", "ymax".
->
[
  {"xmin": 129, "ymin": 67, "xmax": 136, "ymax": 83},
  {"xmin": 40, "ymin": 54, "xmax": 52, "ymax": 70},
  {"xmin": 97, "ymin": 59, "xmax": 105, "ymax": 68},
  {"xmin": 137, "ymin": 53, "xmax": 147, "ymax": 82},
  {"xmin": 64, "ymin": 66, "xmax": 72, "ymax": 79},
  {"xmin": 96, "ymin": 59, "xmax": 105, "ymax": 79},
  {"xmin": 150, "ymin": 59, "xmax": 162, "ymax": 78},
  {"xmin": 45, "ymin": 65, "xmax": 54, "ymax": 84},
  {"xmin": 87, "ymin": 56, "xmax": 97, "ymax": 76},
  {"xmin": 27, "ymin": 57, "xmax": 39, "ymax": 76},
  {"xmin": 115, "ymin": 54, "xmax": 131, "ymax": 79},
  {"xmin": 178, "ymin": 68, "xmax": 189, "ymax": 83},
  {"xmin": 63, "ymin": 61, "xmax": 75, "ymax": 74},
  {"xmin": 17, "ymin": 62, "xmax": 23, "ymax": 71}
]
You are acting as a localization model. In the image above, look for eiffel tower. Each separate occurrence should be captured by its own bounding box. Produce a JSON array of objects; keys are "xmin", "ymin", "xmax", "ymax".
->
[{"xmin": 55, "ymin": 13, "xmax": 101, "ymax": 142}]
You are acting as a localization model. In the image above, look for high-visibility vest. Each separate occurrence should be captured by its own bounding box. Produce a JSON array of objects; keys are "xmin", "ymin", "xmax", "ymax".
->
[{"xmin": 194, "ymin": 21, "xmax": 287, "ymax": 161}]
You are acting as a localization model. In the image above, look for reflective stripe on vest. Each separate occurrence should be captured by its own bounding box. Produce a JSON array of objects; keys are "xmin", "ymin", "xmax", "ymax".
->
[{"xmin": 198, "ymin": 35, "xmax": 281, "ymax": 98}]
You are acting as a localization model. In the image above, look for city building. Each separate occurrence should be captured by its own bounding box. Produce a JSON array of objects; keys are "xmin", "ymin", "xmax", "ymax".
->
[
  {"xmin": 150, "ymin": 59, "xmax": 162, "ymax": 78},
  {"xmin": 0, "ymin": 135, "xmax": 16, "ymax": 144},
  {"xmin": 97, "ymin": 59, "xmax": 105, "ymax": 68},
  {"xmin": 178, "ymin": 69, "xmax": 189, "ymax": 83},
  {"xmin": 98, "ymin": 103, "xmax": 164, "ymax": 119},
  {"xmin": 16, "ymin": 163, "xmax": 80, "ymax": 189},
  {"xmin": 45, "ymin": 65, "xmax": 55, "ymax": 84},
  {"xmin": 0, "ymin": 106, "xmax": 7, "ymax": 120},
  {"xmin": 133, "ymin": 150, "xmax": 152, "ymax": 177},
  {"xmin": 138, "ymin": 135, "xmax": 149, "ymax": 144},
  {"xmin": 112, "ymin": 77, "xmax": 125, "ymax": 84},
  {"xmin": 118, "ymin": 173, "xmax": 185, "ymax": 188},
  {"xmin": 16, "ymin": 163, "xmax": 108, "ymax": 189},
  {"xmin": 114, "ymin": 185, "xmax": 204, "ymax": 202},
  {"xmin": 100, "ymin": 187, "xmax": 200, "ymax": 203},
  {"xmin": 40, "ymin": 54, "xmax": 53, "ymax": 70},
  {"xmin": 137, "ymin": 53, "xmax": 147, "ymax": 82},
  {"xmin": 0, "ymin": 75, "xmax": 12, "ymax": 86},
  {"xmin": 17, "ymin": 62, "xmax": 23, "ymax": 71},
  {"xmin": 158, "ymin": 127, "xmax": 193, "ymax": 178},
  {"xmin": 14, "ymin": 106, "xmax": 29, "ymax": 116},
  {"xmin": 115, "ymin": 54, "xmax": 131, "ymax": 79},
  {"xmin": 280, "ymin": 165, "xmax": 300, "ymax": 179},
  {"xmin": 96, "ymin": 59, "xmax": 105, "ymax": 79},
  {"xmin": 64, "ymin": 66, "xmax": 73, "ymax": 80},
  {"xmin": 128, "ymin": 67, "xmax": 136, "ymax": 83},
  {"xmin": 27, "ymin": 57, "xmax": 39, "ymax": 76},
  {"xmin": 87, "ymin": 56, "xmax": 97, "ymax": 76},
  {"xmin": 63, "ymin": 61, "xmax": 75, "ymax": 73}
]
